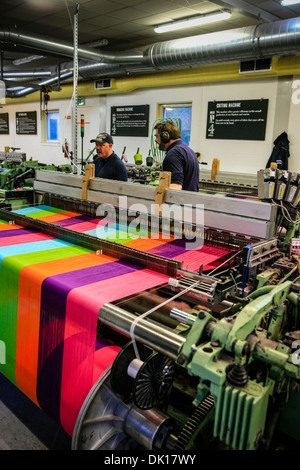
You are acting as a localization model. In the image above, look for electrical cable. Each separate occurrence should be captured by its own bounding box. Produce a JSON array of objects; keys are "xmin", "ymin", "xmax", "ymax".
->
[
  {"xmin": 241, "ymin": 244, "xmax": 253, "ymax": 298},
  {"xmin": 271, "ymin": 199, "xmax": 300, "ymax": 225}
]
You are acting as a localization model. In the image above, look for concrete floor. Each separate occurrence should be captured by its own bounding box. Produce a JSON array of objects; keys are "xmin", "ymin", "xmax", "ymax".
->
[{"xmin": 0, "ymin": 372, "xmax": 71, "ymax": 450}]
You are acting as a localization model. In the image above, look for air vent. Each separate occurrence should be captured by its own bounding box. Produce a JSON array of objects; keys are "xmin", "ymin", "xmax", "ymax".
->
[
  {"xmin": 239, "ymin": 58, "xmax": 272, "ymax": 74},
  {"xmin": 94, "ymin": 78, "xmax": 112, "ymax": 90}
]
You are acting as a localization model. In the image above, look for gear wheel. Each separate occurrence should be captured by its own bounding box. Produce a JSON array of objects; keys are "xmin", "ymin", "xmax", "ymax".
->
[{"xmin": 174, "ymin": 394, "xmax": 214, "ymax": 450}]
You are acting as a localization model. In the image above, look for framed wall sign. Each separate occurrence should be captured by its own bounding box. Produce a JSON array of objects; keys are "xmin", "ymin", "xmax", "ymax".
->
[
  {"xmin": 0, "ymin": 113, "xmax": 9, "ymax": 134},
  {"xmin": 111, "ymin": 105, "xmax": 149, "ymax": 137},
  {"xmin": 206, "ymin": 99, "xmax": 269, "ymax": 141},
  {"xmin": 16, "ymin": 111, "xmax": 37, "ymax": 135}
]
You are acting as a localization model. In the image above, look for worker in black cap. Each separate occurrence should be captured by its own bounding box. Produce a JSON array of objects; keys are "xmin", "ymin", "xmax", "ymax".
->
[{"xmin": 90, "ymin": 132, "xmax": 128, "ymax": 181}]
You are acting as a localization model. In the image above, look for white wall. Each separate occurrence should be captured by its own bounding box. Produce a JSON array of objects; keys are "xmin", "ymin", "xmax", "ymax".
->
[
  {"xmin": 0, "ymin": 95, "xmax": 105, "ymax": 170},
  {"xmin": 288, "ymin": 74, "xmax": 300, "ymax": 172},
  {"xmin": 0, "ymin": 74, "xmax": 299, "ymax": 175},
  {"xmin": 105, "ymin": 77, "xmax": 299, "ymax": 174}
]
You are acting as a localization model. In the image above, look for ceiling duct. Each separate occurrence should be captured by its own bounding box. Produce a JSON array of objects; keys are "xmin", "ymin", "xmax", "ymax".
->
[
  {"xmin": 0, "ymin": 27, "xmax": 144, "ymax": 64},
  {"xmin": 2, "ymin": 16, "xmax": 300, "ymax": 98},
  {"xmin": 78, "ymin": 16, "xmax": 300, "ymax": 79},
  {"xmin": 145, "ymin": 17, "xmax": 300, "ymax": 69}
]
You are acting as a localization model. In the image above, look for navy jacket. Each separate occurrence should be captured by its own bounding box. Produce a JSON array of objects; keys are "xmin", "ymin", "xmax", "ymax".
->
[
  {"xmin": 93, "ymin": 152, "xmax": 128, "ymax": 181},
  {"xmin": 266, "ymin": 132, "xmax": 290, "ymax": 170},
  {"xmin": 163, "ymin": 140, "xmax": 199, "ymax": 192}
]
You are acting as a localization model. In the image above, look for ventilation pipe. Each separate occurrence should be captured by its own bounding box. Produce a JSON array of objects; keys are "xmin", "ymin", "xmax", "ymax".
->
[
  {"xmin": 73, "ymin": 16, "xmax": 300, "ymax": 79},
  {"xmin": 0, "ymin": 27, "xmax": 144, "ymax": 64},
  {"xmin": 73, "ymin": 17, "xmax": 300, "ymax": 82},
  {"xmin": 3, "ymin": 16, "xmax": 300, "ymax": 98}
]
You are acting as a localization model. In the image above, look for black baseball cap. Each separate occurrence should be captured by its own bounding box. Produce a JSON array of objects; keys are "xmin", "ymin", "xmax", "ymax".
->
[{"xmin": 90, "ymin": 132, "xmax": 113, "ymax": 144}]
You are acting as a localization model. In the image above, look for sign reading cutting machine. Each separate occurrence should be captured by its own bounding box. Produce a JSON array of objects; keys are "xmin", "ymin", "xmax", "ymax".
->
[
  {"xmin": 111, "ymin": 104, "xmax": 149, "ymax": 137},
  {"xmin": 206, "ymin": 99, "xmax": 269, "ymax": 141}
]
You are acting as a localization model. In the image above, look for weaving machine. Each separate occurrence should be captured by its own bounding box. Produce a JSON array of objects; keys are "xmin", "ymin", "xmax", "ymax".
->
[
  {"xmin": 0, "ymin": 169, "xmax": 299, "ymax": 451},
  {"xmin": 198, "ymin": 168, "xmax": 257, "ymax": 195}
]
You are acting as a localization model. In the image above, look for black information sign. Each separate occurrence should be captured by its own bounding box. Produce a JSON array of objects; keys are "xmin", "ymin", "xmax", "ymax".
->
[
  {"xmin": 16, "ymin": 111, "xmax": 37, "ymax": 135},
  {"xmin": 0, "ymin": 113, "xmax": 9, "ymax": 134},
  {"xmin": 206, "ymin": 99, "xmax": 268, "ymax": 141},
  {"xmin": 111, "ymin": 105, "xmax": 149, "ymax": 137}
]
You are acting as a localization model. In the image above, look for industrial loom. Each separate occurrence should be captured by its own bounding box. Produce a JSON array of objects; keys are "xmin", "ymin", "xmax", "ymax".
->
[{"xmin": 0, "ymin": 168, "xmax": 299, "ymax": 451}]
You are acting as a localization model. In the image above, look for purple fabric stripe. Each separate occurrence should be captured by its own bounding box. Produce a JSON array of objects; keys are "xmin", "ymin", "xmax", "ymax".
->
[
  {"xmin": 148, "ymin": 238, "xmax": 188, "ymax": 258},
  {"xmin": 37, "ymin": 260, "xmax": 142, "ymax": 422},
  {"xmin": 56, "ymin": 215, "xmax": 99, "ymax": 227},
  {"xmin": 0, "ymin": 228, "xmax": 38, "ymax": 238}
]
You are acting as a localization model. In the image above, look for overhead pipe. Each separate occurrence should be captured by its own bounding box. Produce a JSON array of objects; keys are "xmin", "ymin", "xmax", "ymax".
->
[
  {"xmin": 145, "ymin": 17, "xmax": 300, "ymax": 68},
  {"xmin": 73, "ymin": 16, "xmax": 300, "ymax": 79},
  {"xmin": 0, "ymin": 26, "xmax": 144, "ymax": 64},
  {"xmin": 3, "ymin": 70, "xmax": 52, "ymax": 78},
  {"xmin": 4, "ymin": 16, "xmax": 300, "ymax": 98},
  {"xmin": 6, "ymin": 70, "xmax": 73, "ymax": 97}
]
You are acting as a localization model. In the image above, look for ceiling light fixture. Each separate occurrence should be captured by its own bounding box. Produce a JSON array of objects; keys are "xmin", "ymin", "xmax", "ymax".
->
[
  {"xmin": 154, "ymin": 10, "xmax": 232, "ymax": 34},
  {"xmin": 281, "ymin": 0, "xmax": 300, "ymax": 5}
]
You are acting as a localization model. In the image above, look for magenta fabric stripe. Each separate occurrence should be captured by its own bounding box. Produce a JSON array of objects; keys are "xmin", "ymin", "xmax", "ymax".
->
[
  {"xmin": 60, "ymin": 267, "xmax": 169, "ymax": 435},
  {"xmin": 36, "ymin": 260, "xmax": 143, "ymax": 423}
]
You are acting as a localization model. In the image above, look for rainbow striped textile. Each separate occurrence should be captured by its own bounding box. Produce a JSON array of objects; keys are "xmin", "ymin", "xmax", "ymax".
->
[
  {"xmin": 0, "ymin": 210, "xmax": 168, "ymax": 435},
  {"xmin": 0, "ymin": 205, "xmax": 232, "ymax": 435}
]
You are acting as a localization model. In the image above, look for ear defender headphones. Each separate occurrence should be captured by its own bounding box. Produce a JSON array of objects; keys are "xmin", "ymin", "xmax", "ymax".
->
[{"xmin": 160, "ymin": 122, "xmax": 171, "ymax": 143}]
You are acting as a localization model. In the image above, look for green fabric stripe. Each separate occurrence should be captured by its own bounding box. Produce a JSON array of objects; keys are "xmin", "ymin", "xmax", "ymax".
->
[
  {"xmin": 24, "ymin": 208, "xmax": 66, "ymax": 219},
  {"xmin": 0, "ymin": 244, "xmax": 92, "ymax": 385}
]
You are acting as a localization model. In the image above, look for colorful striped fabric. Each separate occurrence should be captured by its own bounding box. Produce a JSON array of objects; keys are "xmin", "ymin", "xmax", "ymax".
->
[
  {"xmin": 0, "ymin": 205, "xmax": 232, "ymax": 436},
  {"xmin": 12, "ymin": 205, "xmax": 232, "ymax": 272},
  {"xmin": 0, "ymin": 215, "xmax": 169, "ymax": 435}
]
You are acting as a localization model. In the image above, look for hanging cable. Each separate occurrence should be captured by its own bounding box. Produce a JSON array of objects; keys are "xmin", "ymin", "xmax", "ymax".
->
[
  {"xmin": 271, "ymin": 199, "xmax": 300, "ymax": 225},
  {"xmin": 242, "ymin": 244, "xmax": 253, "ymax": 298}
]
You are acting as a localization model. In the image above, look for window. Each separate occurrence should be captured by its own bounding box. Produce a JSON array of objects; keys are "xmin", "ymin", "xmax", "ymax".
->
[
  {"xmin": 42, "ymin": 110, "xmax": 60, "ymax": 142},
  {"xmin": 162, "ymin": 104, "xmax": 192, "ymax": 145}
]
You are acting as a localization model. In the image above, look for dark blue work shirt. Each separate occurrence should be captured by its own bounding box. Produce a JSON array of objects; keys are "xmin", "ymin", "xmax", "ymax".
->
[
  {"xmin": 163, "ymin": 140, "xmax": 199, "ymax": 192},
  {"xmin": 93, "ymin": 152, "xmax": 128, "ymax": 182}
]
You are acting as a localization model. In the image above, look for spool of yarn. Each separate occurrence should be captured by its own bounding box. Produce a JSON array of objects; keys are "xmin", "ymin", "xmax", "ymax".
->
[
  {"xmin": 121, "ymin": 146, "xmax": 128, "ymax": 162},
  {"xmin": 134, "ymin": 148, "xmax": 143, "ymax": 165}
]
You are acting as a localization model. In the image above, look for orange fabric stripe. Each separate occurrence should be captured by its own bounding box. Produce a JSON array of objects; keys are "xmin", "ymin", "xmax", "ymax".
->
[
  {"xmin": 15, "ymin": 252, "xmax": 115, "ymax": 405},
  {"xmin": 37, "ymin": 211, "xmax": 82, "ymax": 223}
]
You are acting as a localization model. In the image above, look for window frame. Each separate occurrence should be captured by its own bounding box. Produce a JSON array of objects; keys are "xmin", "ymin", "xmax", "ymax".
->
[
  {"xmin": 160, "ymin": 103, "xmax": 192, "ymax": 145},
  {"xmin": 41, "ymin": 109, "xmax": 60, "ymax": 143}
]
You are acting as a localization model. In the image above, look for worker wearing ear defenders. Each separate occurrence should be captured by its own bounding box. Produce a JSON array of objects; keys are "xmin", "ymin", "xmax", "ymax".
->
[{"xmin": 154, "ymin": 120, "xmax": 199, "ymax": 192}]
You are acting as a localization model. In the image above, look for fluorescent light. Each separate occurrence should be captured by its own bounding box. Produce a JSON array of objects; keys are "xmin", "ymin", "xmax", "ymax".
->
[
  {"xmin": 281, "ymin": 0, "xmax": 300, "ymax": 5},
  {"xmin": 154, "ymin": 10, "xmax": 232, "ymax": 34}
]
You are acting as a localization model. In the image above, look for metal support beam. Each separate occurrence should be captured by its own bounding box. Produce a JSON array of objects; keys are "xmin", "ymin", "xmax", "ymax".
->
[{"xmin": 72, "ymin": 3, "xmax": 79, "ymax": 174}]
